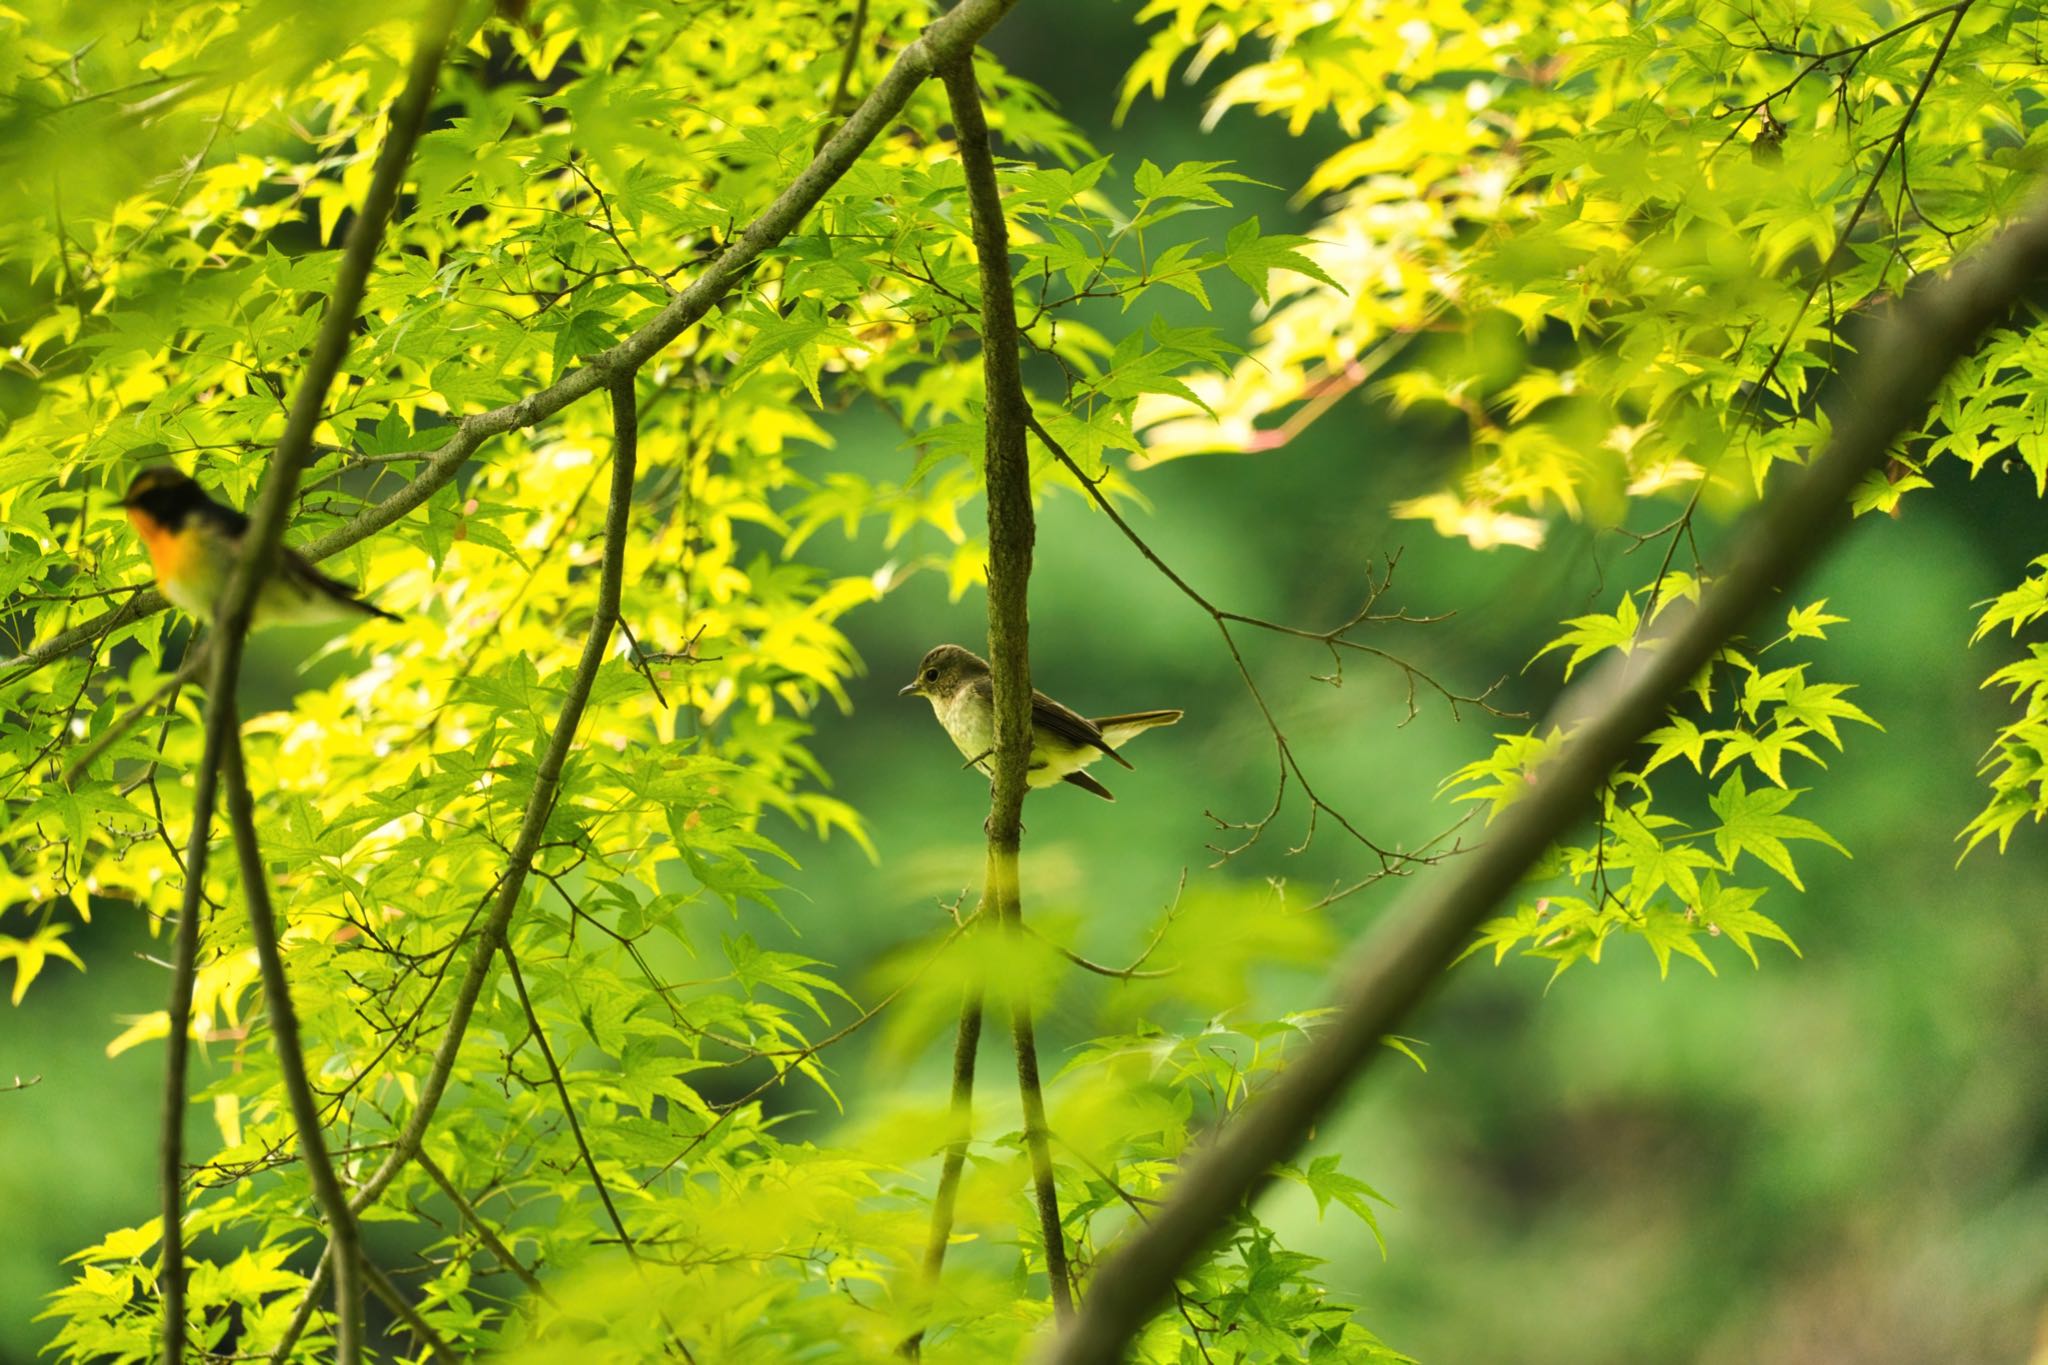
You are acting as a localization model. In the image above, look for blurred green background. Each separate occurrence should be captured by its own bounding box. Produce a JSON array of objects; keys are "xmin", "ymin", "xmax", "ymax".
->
[{"xmin": 7, "ymin": 3, "xmax": 2047, "ymax": 1361}]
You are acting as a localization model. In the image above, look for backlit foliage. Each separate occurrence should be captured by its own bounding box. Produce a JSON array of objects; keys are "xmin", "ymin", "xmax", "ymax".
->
[
  {"xmin": 2, "ymin": 0, "xmax": 1402, "ymax": 1359},
  {"xmin": 1125, "ymin": 0, "xmax": 2048, "ymax": 951},
  {"xmin": 3, "ymin": 0, "xmax": 2045, "ymax": 1359}
]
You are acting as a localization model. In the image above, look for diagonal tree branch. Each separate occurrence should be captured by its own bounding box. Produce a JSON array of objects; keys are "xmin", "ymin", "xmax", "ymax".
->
[
  {"xmin": 262, "ymin": 372, "xmax": 641, "ymax": 1365},
  {"xmin": 346, "ymin": 373, "xmax": 638, "ymax": 1216},
  {"xmin": 157, "ymin": 6, "xmax": 458, "ymax": 1363},
  {"xmin": 2, "ymin": 0, "xmax": 1025, "ymax": 690},
  {"xmin": 1037, "ymin": 191, "xmax": 2048, "ymax": 1365},
  {"xmin": 503, "ymin": 937, "xmax": 636, "ymax": 1254},
  {"xmin": 357, "ymin": 1252, "xmax": 461, "ymax": 1365},
  {"xmin": 414, "ymin": 1147, "xmax": 550, "ymax": 1300},
  {"xmin": 939, "ymin": 54, "xmax": 1073, "ymax": 1319}
]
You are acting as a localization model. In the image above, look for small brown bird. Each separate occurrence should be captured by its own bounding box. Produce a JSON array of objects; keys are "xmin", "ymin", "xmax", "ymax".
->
[
  {"xmin": 899, "ymin": 643, "xmax": 1181, "ymax": 801},
  {"xmin": 120, "ymin": 467, "xmax": 401, "ymax": 628}
]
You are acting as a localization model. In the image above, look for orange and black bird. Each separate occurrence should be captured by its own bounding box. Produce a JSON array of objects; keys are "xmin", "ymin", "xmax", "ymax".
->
[{"xmin": 120, "ymin": 467, "xmax": 401, "ymax": 628}]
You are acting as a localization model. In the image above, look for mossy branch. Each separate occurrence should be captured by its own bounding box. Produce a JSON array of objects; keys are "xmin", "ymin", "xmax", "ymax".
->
[{"xmin": 940, "ymin": 53, "xmax": 1074, "ymax": 1319}]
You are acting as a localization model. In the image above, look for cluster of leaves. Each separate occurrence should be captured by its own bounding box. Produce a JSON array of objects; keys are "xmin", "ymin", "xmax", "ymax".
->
[
  {"xmin": 1124, "ymin": 2, "xmax": 2048, "ymax": 902},
  {"xmin": 1451, "ymin": 586, "xmax": 1876, "ymax": 981},
  {"xmin": 1, "ymin": 0, "xmax": 1406, "ymax": 1360},
  {"xmin": 1127, "ymin": 0, "xmax": 2044, "ymax": 527},
  {"xmin": 1962, "ymin": 555, "xmax": 2048, "ymax": 852}
]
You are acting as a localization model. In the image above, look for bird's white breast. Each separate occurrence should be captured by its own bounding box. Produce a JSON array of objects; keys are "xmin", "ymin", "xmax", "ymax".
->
[{"xmin": 934, "ymin": 688, "xmax": 994, "ymax": 770}]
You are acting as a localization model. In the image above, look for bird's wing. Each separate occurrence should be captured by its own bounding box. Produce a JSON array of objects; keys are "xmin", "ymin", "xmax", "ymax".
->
[
  {"xmin": 281, "ymin": 547, "xmax": 402, "ymax": 622},
  {"xmin": 1061, "ymin": 769, "xmax": 1116, "ymax": 801},
  {"xmin": 195, "ymin": 499, "xmax": 252, "ymax": 538},
  {"xmin": 1032, "ymin": 690, "xmax": 1133, "ymax": 769}
]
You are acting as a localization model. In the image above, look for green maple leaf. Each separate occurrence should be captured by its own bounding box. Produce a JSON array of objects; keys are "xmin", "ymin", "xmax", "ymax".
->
[{"xmin": 1709, "ymin": 771, "xmax": 1848, "ymax": 890}]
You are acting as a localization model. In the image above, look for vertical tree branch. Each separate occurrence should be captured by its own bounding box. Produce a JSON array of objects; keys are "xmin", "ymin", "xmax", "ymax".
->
[
  {"xmin": 922, "ymin": 991, "xmax": 987, "ymax": 1281},
  {"xmin": 220, "ymin": 721, "xmax": 366, "ymax": 1361},
  {"xmin": 940, "ymin": 55, "xmax": 1072, "ymax": 1317},
  {"xmin": 1038, "ymin": 194, "xmax": 2048, "ymax": 1365},
  {"xmin": 156, "ymin": 744, "xmax": 214, "ymax": 1365},
  {"xmin": 157, "ymin": 7, "xmax": 458, "ymax": 1363},
  {"xmin": 903, "ymin": 986, "xmax": 985, "ymax": 1356}
]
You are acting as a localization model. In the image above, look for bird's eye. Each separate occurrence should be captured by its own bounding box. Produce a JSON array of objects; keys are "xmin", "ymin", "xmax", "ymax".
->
[{"xmin": 922, "ymin": 667, "xmax": 937, "ymax": 682}]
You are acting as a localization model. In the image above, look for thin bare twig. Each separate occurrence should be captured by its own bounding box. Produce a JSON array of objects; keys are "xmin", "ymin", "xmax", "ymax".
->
[
  {"xmin": 1027, "ymin": 872, "xmax": 1186, "ymax": 980},
  {"xmin": 1025, "ymin": 411, "xmax": 1498, "ymax": 871}
]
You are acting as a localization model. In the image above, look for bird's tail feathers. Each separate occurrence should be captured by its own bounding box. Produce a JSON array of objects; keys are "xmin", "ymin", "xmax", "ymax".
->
[
  {"xmin": 1062, "ymin": 769, "xmax": 1116, "ymax": 801},
  {"xmin": 1093, "ymin": 709, "xmax": 1182, "ymax": 749}
]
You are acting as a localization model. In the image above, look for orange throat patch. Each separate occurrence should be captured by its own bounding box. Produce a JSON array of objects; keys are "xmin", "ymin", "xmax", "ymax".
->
[
  {"xmin": 126, "ymin": 507, "xmax": 188, "ymax": 584},
  {"xmin": 126, "ymin": 509, "xmax": 215, "ymax": 619}
]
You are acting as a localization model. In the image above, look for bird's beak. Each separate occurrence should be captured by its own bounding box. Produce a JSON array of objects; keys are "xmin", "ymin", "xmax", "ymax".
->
[{"xmin": 897, "ymin": 682, "xmax": 920, "ymax": 697}]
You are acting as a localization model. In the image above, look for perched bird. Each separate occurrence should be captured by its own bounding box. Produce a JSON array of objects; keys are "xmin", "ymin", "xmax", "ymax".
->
[
  {"xmin": 899, "ymin": 643, "xmax": 1181, "ymax": 801},
  {"xmin": 120, "ymin": 467, "xmax": 401, "ymax": 628}
]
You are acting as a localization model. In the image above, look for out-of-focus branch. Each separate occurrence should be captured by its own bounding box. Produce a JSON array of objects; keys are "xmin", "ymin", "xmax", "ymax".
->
[
  {"xmin": 903, "ymin": 986, "xmax": 985, "ymax": 1358},
  {"xmin": 1037, "ymin": 190, "xmax": 2048, "ymax": 1365}
]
